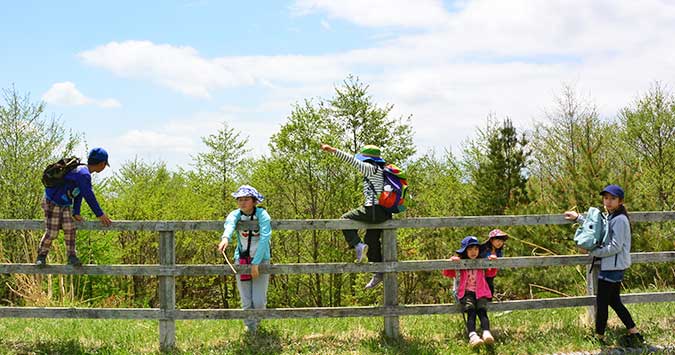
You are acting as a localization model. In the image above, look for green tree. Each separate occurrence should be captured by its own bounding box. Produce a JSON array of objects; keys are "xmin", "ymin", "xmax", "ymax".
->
[
  {"xmin": 528, "ymin": 85, "xmax": 619, "ymax": 212},
  {"xmin": 0, "ymin": 86, "xmax": 81, "ymax": 305},
  {"xmin": 464, "ymin": 116, "xmax": 529, "ymax": 215},
  {"xmin": 329, "ymin": 75, "xmax": 415, "ymax": 164},
  {"xmin": 192, "ymin": 122, "xmax": 249, "ymax": 218},
  {"xmin": 619, "ymin": 82, "xmax": 675, "ymax": 210}
]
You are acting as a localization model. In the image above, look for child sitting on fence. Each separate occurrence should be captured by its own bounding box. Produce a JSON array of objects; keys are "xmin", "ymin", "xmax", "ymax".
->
[
  {"xmin": 480, "ymin": 229, "xmax": 509, "ymax": 299},
  {"xmin": 217, "ymin": 185, "xmax": 272, "ymax": 334},
  {"xmin": 320, "ymin": 143, "xmax": 392, "ymax": 289},
  {"xmin": 443, "ymin": 236, "xmax": 496, "ymax": 347}
]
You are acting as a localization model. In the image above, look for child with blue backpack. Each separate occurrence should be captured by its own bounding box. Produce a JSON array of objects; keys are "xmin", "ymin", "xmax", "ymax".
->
[
  {"xmin": 480, "ymin": 229, "xmax": 509, "ymax": 298},
  {"xmin": 443, "ymin": 236, "xmax": 495, "ymax": 347},
  {"xmin": 320, "ymin": 143, "xmax": 392, "ymax": 289},
  {"xmin": 564, "ymin": 184, "xmax": 644, "ymax": 347}
]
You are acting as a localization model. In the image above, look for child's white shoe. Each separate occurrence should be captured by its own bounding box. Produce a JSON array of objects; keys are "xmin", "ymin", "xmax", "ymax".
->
[
  {"xmin": 469, "ymin": 332, "xmax": 484, "ymax": 347},
  {"xmin": 482, "ymin": 330, "xmax": 494, "ymax": 345}
]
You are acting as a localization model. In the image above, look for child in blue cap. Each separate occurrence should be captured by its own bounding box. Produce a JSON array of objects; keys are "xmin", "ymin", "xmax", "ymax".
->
[
  {"xmin": 564, "ymin": 184, "xmax": 644, "ymax": 347},
  {"xmin": 443, "ymin": 236, "xmax": 495, "ymax": 347},
  {"xmin": 37, "ymin": 148, "xmax": 113, "ymax": 267}
]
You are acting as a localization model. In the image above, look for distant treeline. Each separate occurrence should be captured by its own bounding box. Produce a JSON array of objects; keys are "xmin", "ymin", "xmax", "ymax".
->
[{"xmin": 1, "ymin": 77, "xmax": 673, "ymax": 309}]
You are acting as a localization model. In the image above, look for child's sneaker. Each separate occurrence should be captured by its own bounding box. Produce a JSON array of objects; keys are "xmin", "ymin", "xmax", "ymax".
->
[
  {"xmin": 619, "ymin": 332, "xmax": 645, "ymax": 348},
  {"xmin": 593, "ymin": 334, "xmax": 608, "ymax": 347},
  {"xmin": 355, "ymin": 242, "xmax": 368, "ymax": 263},
  {"xmin": 68, "ymin": 255, "xmax": 82, "ymax": 266},
  {"xmin": 35, "ymin": 254, "xmax": 47, "ymax": 267},
  {"xmin": 482, "ymin": 330, "xmax": 494, "ymax": 345},
  {"xmin": 469, "ymin": 332, "xmax": 484, "ymax": 347},
  {"xmin": 364, "ymin": 273, "xmax": 383, "ymax": 289}
]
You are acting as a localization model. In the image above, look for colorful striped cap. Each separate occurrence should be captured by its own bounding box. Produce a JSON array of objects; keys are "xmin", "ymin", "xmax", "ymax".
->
[{"xmin": 355, "ymin": 145, "xmax": 385, "ymax": 164}]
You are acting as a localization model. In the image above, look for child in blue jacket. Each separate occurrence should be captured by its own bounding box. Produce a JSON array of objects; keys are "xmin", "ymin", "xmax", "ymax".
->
[
  {"xmin": 218, "ymin": 185, "xmax": 272, "ymax": 334},
  {"xmin": 37, "ymin": 148, "xmax": 113, "ymax": 266}
]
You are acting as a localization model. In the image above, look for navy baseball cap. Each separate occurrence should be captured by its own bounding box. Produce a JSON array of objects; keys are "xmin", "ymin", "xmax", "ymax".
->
[
  {"xmin": 600, "ymin": 184, "xmax": 624, "ymax": 199},
  {"xmin": 456, "ymin": 236, "xmax": 480, "ymax": 254},
  {"xmin": 88, "ymin": 147, "xmax": 110, "ymax": 166}
]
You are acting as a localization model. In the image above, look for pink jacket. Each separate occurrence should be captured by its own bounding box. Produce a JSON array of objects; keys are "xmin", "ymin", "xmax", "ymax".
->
[{"xmin": 442, "ymin": 268, "xmax": 493, "ymax": 300}]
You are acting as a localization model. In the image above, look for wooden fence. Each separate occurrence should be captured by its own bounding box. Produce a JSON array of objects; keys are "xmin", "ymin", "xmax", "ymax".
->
[{"xmin": 1, "ymin": 212, "xmax": 675, "ymax": 352}]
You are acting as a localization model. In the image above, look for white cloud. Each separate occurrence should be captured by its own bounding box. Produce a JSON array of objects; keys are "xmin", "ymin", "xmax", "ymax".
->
[
  {"xmin": 105, "ymin": 107, "xmax": 279, "ymax": 170},
  {"xmin": 42, "ymin": 82, "xmax": 121, "ymax": 108},
  {"xmin": 291, "ymin": 0, "xmax": 451, "ymax": 28},
  {"xmin": 79, "ymin": 0, "xmax": 675, "ymax": 160},
  {"xmin": 79, "ymin": 41, "xmax": 256, "ymax": 98}
]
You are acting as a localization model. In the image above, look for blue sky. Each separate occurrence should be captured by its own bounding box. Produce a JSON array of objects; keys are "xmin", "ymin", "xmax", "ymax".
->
[{"xmin": 2, "ymin": 0, "xmax": 675, "ymax": 175}]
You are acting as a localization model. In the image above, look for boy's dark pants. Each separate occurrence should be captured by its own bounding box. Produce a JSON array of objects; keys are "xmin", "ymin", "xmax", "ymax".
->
[{"xmin": 341, "ymin": 205, "xmax": 391, "ymax": 263}]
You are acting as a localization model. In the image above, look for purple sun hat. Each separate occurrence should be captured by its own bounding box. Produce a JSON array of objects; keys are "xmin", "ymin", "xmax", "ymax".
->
[
  {"xmin": 231, "ymin": 185, "xmax": 264, "ymax": 203},
  {"xmin": 456, "ymin": 236, "xmax": 480, "ymax": 254}
]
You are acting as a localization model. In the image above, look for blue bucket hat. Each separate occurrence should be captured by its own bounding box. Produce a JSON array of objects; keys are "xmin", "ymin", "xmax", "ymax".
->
[
  {"xmin": 456, "ymin": 236, "xmax": 480, "ymax": 254},
  {"xmin": 600, "ymin": 184, "xmax": 624, "ymax": 199},
  {"xmin": 88, "ymin": 147, "xmax": 110, "ymax": 166},
  {"xmin": 232, "ymin": 185, "xmax": 264, "ymax": 203},
  {"xmin": 355, "ymin": 145, "xmax": 385, "ymax": 164}
]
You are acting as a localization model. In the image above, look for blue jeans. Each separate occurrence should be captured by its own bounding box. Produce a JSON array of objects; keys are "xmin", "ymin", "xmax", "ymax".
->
[{"xmin": 236, "ymin": 260, "xmax": 270, "ymax": 332}]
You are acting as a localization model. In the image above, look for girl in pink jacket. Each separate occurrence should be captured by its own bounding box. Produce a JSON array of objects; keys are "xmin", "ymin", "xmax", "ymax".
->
[{"xmin": 443, "ymin": 236, "xmax": 496, "ymax": 347}]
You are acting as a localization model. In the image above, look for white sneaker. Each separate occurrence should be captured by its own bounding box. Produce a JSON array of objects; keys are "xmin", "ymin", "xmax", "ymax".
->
[
  {"xmin": 469, "ymin": 332, "xmax": 484, "ymax": 347},
  {"xmin": 355, "ymin": 242, "xmax": 368, "ymax": 263},
  {"xmin": 365, "ymin": 273, "xmax": 383, "ymax": 289},
  {"xmin": 482, "ymin": 330, "xmax": 494, "ymax": 345}
]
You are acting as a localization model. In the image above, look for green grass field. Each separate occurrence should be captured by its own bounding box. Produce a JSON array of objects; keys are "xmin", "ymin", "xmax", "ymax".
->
[{"xmin": 1, "ymin": 303, "xmax": 674, "ymax": 354}]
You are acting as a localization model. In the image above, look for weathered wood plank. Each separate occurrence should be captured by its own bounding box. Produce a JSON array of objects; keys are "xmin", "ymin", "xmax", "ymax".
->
[
  {"xmin": 585, "ymin": 265, "xmax": 599, "ymax": 324},
  {"xmin": 2, "ymin": 292, "xmax": 673, "ymax": 320},
  {"xmin": 2, "ymin": 211, "xmax": 674, "ymax": 231},
  {"xmin": 382, "ymin": 229, "xmax": 400, "ymax": 338},
  {"xmin": 158, "ymin": 231, "xmax": 176, "ymax": 352},
  {"xmin": 0, "ymin": 307, "xmax": 161, "ymax": 319},
  {"xmin": 172, "ymin": 291, "xmax": 675, "ymax": 319},
  {"xmin": 1, "ymin": 252, "xmax": 672, "ymax": 276}
]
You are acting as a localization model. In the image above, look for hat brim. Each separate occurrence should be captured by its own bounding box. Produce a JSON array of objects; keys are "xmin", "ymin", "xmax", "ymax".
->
[
  {"xmin": 231, "ymin": 190, "xmax": 264, "ymax": 203},
  {"xmin": 600, "ymin": 189, "xmax": 620, "ymax": 197},
  {"xmin": 489, "ymin": 234, "xmax": 509, "ymax": 240},
  {"xmin": 456, "ymin": 243, "xmax": 480, "ymax": 254},
  {"xmin": 355, "ymin": 153, "xmax": 385, "ymax": 164}
]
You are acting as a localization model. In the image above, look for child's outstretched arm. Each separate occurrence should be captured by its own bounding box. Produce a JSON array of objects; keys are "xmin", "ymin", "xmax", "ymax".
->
[
  {"xmin": 442, "ymin": 255, "xmax": 461, "ymax": 278},
  {"xmin": 320, "ymin": 143, "xmax": 378, "ymax": 176}
]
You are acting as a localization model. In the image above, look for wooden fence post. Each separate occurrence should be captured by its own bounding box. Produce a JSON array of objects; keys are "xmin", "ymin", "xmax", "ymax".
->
[
  {"xmin": 585, "ymin": 263, "xmax": 599, "ymax": 325},
  {"xmin": 159, "ymin": 230, "xmax": 176, "ymax": 352},
  {"xmin": 382, "ymin": 228, "xmax": 399, "ymax": 339}
]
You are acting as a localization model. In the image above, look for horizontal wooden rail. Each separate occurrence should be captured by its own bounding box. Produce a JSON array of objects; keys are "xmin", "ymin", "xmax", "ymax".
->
[
  {"xmin": 2, "ymin": 292, "xmax": 674, "ymax": 320},
  {"xmin": 2, "ymin": 211, "xmax": 674, "ymax": 231},
  {"xmin": 2, "ymin": 252, "xmax": 672, "ymax": 276},
  {"xmin": 2, "ymin": 214, "xmax": 673, "ymax": 352}
]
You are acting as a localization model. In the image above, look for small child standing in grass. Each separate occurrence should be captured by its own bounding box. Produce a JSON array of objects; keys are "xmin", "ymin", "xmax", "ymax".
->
[
  {"xmin": 480, "ymin": 229, "xmax": 508, "ymax": 298},
  {"xmin": 443, "ymin": 236, "xmax": 495, "ymax": 347}
]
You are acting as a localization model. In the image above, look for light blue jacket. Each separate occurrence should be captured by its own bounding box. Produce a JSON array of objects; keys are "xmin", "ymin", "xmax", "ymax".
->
[
  {"xmin": 221, "ymin": 207, "xmax": 272, "ymax": 265},
  {"xmin": 585, "ymin": 213, "xmax": 632, "ymax": 271}
]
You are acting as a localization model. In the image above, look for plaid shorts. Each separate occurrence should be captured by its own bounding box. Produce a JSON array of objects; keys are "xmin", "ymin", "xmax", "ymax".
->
[{"xmin": 38, "ymin": 198, "xmax": 77, "ymax": 255}]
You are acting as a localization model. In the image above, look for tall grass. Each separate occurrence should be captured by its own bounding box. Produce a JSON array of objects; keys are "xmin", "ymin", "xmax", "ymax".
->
[{"xmin": 1, "ymin": 302, "xmax": 674, "ymax": 354}]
